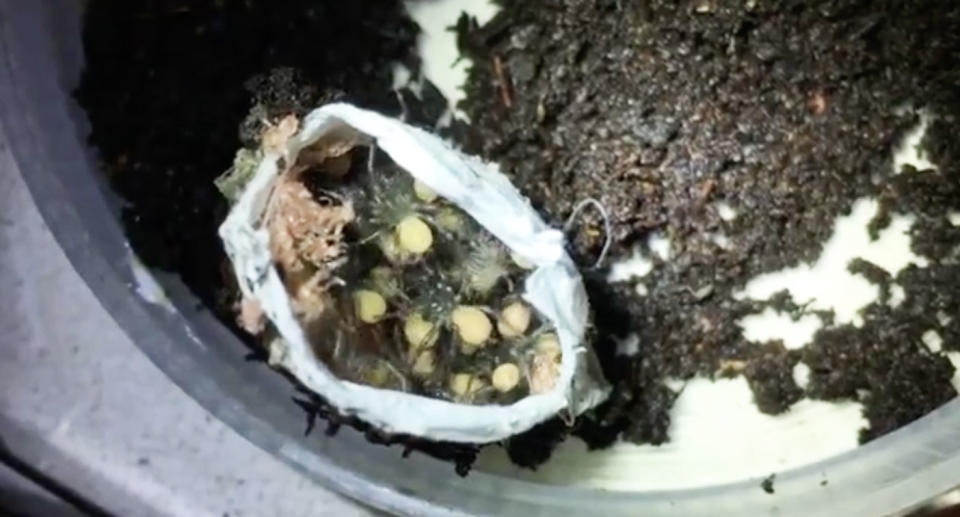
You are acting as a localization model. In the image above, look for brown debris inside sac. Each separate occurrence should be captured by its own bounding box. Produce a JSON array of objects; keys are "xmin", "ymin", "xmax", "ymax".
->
[
  {"xmin": 261, "ymin": 154, "xmax": 356, "ymax": 324},
  {"xmin": 266, "ymin": 179, "xmax": 354, "ymax": 274},
  {"xmin": 229, "ymin": 118, "xmax": 360, "ymax": 336}
]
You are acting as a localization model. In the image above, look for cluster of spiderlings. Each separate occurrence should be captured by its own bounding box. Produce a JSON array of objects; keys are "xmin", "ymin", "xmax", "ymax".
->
[
  {"xmin": 407, "ymin": 268, "xmax": 458, "ymax": 323},
  {"xmin": 307, "ymin": 154, "xmax": 563, "ymax": 405}
]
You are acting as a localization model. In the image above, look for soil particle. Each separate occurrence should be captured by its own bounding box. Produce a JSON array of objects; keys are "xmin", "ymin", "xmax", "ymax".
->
[
  {"xmin": 743, "ymin": 345, "xmax": 803, "ymax": 415},
  {"xmin": 848, "ymin": 258, "xmax": 894, "ymax": 305},
  {"xmin": 503, "ymin": 419, "xmax": 570, "ymax": 467},
  {"xmin": 761, "ymin": 473, "xmax": 776, "ymax": 495}
]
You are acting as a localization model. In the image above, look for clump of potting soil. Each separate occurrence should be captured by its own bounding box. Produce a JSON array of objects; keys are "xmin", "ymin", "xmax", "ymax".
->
[{"xmin": 457, "ymin": 0, "xmax": 960, "ymax": 453}]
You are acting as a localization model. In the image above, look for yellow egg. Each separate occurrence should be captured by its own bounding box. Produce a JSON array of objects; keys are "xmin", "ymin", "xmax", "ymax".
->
[
  {"xmin": 413, "ymin": 180, "xmax": 439, "ymax": 203},
  {"xmin": 353, "ymin": 290, "xmax": 387, "ymax": 323},
  {"xmin": 378, "ymin": 233, "xmax": 404, "ymax": 263},
  {"xmin": 492, "ymin": 363, "xmax": 521, "ymax": 392},
  {"xmin": 396, "ymin": 216, "xmax": 433, "ymax": 254},
  {"xmin": 450, "ymin": 373, "xmax": 486, "ymax": 398},
  {"xmin": 411, "ymin": 350, "xmax": 436, "ymax": 376},
  {"xmin": 404, "ymin": 313, "xmax": 438, "ymax": 349},
  {"xmin": 535, "ymin": 333, "xmax": 562, "ymax": 358},
  {"xmin": 451, "ymin": 306, "xmax": 493, "ymax": 346},
  {"xmin": 497, "ymin": 301, "xmax": 532, "ymax": 338}
]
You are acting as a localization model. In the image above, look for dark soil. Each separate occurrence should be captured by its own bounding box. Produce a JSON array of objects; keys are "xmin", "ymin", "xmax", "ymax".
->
[
  {"xmin": 79, "ymin": 0, "xmax": 960, "ymax": 474},
  {"xmin": 456, "ymin": 0, "xmax": 960, "ymax": 453}
]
